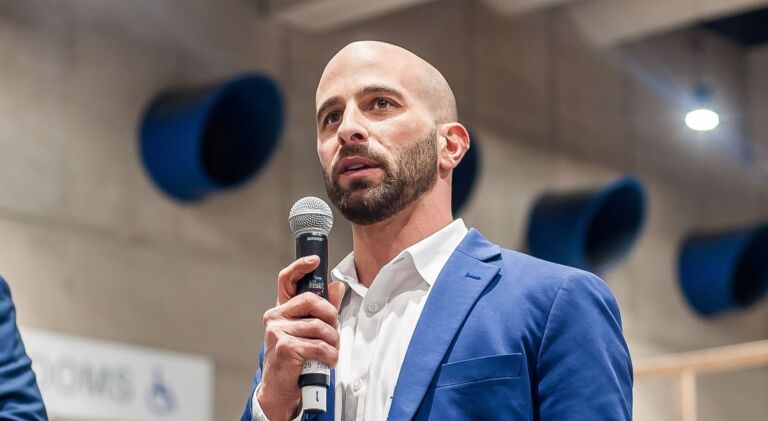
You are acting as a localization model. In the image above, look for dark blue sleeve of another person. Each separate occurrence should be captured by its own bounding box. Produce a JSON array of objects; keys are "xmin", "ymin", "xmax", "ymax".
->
[
  {"xmin": 536, "ymin": 272, "xmax": 634, "ymax": 420},
  {"xmin": 240, "ymin": 343, "xmax": 266, "ymax": 421},
  {"xmin": 240, "ymin": 369, "xmax": 260, "ymax": 421},
  {"xmin": 0, "ymin": 277, "xmax": 47, "ymax": 420}
]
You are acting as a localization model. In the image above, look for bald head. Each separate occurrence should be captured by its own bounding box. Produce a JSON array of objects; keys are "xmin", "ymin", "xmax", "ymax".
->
[
  {"xmin": 317, "ymin": 41, "xmax": 458, "ymax": 124},
  {"xmin": 315, "ymin": 41, "xmax": 471, "ymax": 227}
]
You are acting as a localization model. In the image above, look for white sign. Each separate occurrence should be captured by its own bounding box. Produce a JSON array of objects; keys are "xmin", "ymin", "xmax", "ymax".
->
[{"xmin": 21, "ymin": 329, "xmax": 213, "ymax": 421}]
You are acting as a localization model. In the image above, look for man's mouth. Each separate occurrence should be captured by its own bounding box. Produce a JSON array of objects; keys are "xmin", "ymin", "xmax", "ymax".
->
[
  {"xmin": 343, "ymin": 163, "xmax": 377, "ymax": 173},
  {"xmin": 337, "ymin": 157, "xmax": 383, "ymax": 178}
]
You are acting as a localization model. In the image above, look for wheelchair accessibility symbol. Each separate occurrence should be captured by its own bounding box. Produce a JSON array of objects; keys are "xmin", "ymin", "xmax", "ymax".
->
[{"xmin": 145, "ymin": 368, "xmax": 177, "ymax": 416}]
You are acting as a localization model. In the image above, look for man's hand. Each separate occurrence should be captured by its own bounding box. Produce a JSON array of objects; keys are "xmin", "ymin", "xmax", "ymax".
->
[{"xmin": 257, "ymin": 256, "xmax": 346, "ymax": 421}]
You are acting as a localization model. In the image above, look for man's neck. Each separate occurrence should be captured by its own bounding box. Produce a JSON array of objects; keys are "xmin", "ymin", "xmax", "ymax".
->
[{"xmin": 350, "ymin": 195, "xmax": 453, "ymax": 288}]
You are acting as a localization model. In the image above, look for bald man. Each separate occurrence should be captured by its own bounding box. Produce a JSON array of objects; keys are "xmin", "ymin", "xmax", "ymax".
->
[{"xmin": 241, "ymin": 41, "xmax": 632, "ymax": 421}]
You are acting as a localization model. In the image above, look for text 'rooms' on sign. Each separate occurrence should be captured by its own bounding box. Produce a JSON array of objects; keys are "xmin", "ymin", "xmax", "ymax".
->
[{"xmin": 20, "ymin": 329, "xmax": 213, "ymax": 421}]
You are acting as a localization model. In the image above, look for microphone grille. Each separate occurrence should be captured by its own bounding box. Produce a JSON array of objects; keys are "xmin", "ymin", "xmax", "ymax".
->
[{"xmin": 289, "ymin": 197, "xmax": 334, "ymax": 236}]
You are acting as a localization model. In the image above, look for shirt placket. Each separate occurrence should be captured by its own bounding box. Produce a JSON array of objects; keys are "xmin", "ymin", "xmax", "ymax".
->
[{"xmin": 353, "ymin": 264, "xmax": 399, "ymax": 420}]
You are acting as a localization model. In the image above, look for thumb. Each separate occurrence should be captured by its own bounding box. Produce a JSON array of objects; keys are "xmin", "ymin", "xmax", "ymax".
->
[{"xmin": 327, "ymin": 281, "xmax": 346, "ymax": 312}]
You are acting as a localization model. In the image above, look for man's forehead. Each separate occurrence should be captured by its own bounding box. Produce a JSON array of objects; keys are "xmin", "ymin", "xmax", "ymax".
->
[
  {"xmin": 316, "ymin": 42, "xmax": 426, "ymax": 105},
  {"xmin": 316, "ymin": 70, "xmax": 411, "ymax": 107},
  {"xmin": 314, "ymin": 41, "xmax": 458, "ymax": 123}
]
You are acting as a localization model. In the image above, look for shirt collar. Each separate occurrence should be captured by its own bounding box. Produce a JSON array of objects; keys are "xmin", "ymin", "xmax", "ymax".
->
[
  {"xmin": 406, "ymin": 218, "xmax": 468, "ymax": 286},
  {"xmin": 331, "ymin": 219, "xmax": 469, "ymax": 289}
]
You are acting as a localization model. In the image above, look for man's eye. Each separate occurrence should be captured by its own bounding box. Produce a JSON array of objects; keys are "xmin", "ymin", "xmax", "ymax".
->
[
  {"xmin": 324, "ymin": 111, "xmax": 341, "ymax": 125},
  {"xmin": 374, "ymin": 98, "xmax": 392, "ymax": 109}
]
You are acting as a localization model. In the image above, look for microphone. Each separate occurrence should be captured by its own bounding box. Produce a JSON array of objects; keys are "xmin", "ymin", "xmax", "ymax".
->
[{"xmin": 288, "ymin": 197, "xmax": 334, "ymax": 415}]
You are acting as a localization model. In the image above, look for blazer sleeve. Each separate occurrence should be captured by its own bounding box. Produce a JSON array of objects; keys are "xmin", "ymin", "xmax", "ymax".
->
[
  {"xmin": 240, "ymin": 344, "xmax": 265, "ymax": 421},
  {"xmin": 0, "ymin": 277, "xmax": 47, "ymax": 420},
  {"xmin": 535, "ymin": 272, "xmax": 633, "ymax": 420},
  {"xmin": 240, "ymin": 345, "xmax": 312, "ymax": 421}
]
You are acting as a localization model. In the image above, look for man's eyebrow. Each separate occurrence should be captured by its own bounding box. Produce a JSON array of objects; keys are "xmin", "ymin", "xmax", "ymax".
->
[
  {"xmin": 315, "ymin": 86, "xmax": 405, "ymax": 125},
  {"xmin": 359, "ymin": 85, "xmax": 405, "ymax": 100},
  {"xmin": 316, "ymin": 96, "xmax": 341, "ymax": 125}
]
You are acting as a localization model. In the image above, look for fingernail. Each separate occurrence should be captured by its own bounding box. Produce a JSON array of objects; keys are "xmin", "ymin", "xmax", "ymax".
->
[{"xmin": 305, "ymin": 256, "xmax": 318, "ymax": 263}]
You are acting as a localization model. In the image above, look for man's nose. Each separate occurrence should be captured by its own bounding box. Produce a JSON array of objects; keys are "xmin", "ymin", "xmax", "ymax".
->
[{"xmin": 337, "ymin": 107, "xmax": 368, "ymax": 145}]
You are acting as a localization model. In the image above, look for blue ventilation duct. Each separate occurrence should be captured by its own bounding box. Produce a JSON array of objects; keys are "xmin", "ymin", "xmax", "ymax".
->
[
  {"xmin": 140, "ymin": 74, "xmax": 283, "ymax": 202},
  {"xmin": 452, "ymin": 131, "xmax": 480, "ymax": 215},
  {"xmin": 679, "ymin": 224, "xmax": 768, "ymax": 316},
  {"xmin": 526, "ymin": 176, "xmax": 646, "ymax": 274}
]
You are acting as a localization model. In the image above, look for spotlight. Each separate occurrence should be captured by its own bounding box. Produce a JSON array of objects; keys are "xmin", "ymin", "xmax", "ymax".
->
[
  {"xmin": 685, "ymin": 108, "xmax": 720, "ymax": 131},
  {"xmin": 685, "ymin": 82, "xmax": 719, "ymax": 132}
]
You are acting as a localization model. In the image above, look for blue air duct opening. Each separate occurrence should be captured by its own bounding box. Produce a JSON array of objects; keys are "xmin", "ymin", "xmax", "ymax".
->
[
  {"xmin": 526, "ymin": 176, "xmax": 646, "ymax": 274},
  {"xmin": 679, "ymin": 224, "xmax": 768, "ymax": 316},
  {"xmin": 140, "ymin": 74, "xmax": 283, "ymax": 202}
]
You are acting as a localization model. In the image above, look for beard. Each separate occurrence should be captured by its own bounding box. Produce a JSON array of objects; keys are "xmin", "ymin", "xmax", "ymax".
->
[{"xmin": 323, "ymin": 128, "xmax": 438, "ymax": 225}]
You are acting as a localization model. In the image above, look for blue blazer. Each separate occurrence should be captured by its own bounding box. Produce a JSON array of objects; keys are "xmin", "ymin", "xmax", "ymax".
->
[
  {"xmin": 0, "ymin": 277, "xmax": 47, "ymax": 420},
  {"xmin": 242, "ymin": 229, "xmax": 632, "ymax": 420}
]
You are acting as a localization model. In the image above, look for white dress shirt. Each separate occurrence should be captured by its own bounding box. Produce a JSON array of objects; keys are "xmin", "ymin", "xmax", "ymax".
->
[{"xmin": 253, "ymin": 219, "xmax": 469, "ymax": 421}]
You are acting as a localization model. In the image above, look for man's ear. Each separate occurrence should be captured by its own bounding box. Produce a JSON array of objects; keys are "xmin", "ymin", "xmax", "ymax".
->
[{"xmin": 438, "ymin": 122, "xmax": 470, "ymax": 172}]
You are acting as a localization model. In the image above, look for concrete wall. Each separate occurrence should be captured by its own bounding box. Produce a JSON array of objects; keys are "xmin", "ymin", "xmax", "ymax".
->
[
  {"xmin": 0, "ymin": 0, "xmax": 766, "ymax": 419},
  {"xmin": 749, "ymin": 44, "xmax": 768, "ymax": 178},
  {"xmin": 0, "ymin": 1, "xmax": 285, "ymax": 418}
]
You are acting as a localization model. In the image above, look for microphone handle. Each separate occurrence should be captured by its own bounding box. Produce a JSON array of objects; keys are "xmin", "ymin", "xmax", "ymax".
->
[
  {"xmin": 296, "ymin": 232, "xmax": 328, "ymax": 298},
  {"xmin": 295, "ymin": 232, "xmax": 330, "ymax": 414}
]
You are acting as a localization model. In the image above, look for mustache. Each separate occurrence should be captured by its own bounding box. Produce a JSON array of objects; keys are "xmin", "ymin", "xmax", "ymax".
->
[{"xmin": 332, "ymin": 144, "xmax": 389, "ymax": 176}]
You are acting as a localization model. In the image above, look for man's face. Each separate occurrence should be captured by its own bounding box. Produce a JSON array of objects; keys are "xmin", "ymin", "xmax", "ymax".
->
[{"xmin": 315, "ymin": 48, "xmax": 439, "ymax": 225}]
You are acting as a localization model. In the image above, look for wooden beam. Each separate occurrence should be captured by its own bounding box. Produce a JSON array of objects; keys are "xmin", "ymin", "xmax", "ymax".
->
[
  {"xmin": 634, "ymin": 340, "xmax": 768, "ymax": 379},
  {"xmin": 677, "ymin": 370, "xmax": 697, "ymax": 421},
  {"xmin": 480, "ymin": 0, "xmax": 576, "ymax": 15},
  {"xmin": 273, "ymin": 0, "xmax": 437, "ymax": 32}
]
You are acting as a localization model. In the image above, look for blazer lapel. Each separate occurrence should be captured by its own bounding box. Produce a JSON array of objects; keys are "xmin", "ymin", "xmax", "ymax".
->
[{"xmin": 387, "ymin": 229, "xmax": 501, "ymax": 420}]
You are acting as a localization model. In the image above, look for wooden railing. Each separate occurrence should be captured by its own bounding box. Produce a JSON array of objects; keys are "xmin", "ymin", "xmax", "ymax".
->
[{"xmin": 634, "ymin": 340, "xmax": 768, "ymax": 421}]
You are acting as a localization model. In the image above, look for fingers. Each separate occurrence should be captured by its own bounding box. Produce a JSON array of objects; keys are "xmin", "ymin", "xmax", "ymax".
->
[
  {"xmin": 267, "ymin": 318, "xmax": 340, "ymax": 349},
  {"xmin": 277, "ymin": 256, "xmax": 321, "ymax": 305},
  {"xmin": 273, "ymin": 335, "xmax": 339, "ymax": 368},
  {"xmin": 266, "ymin": 259, "xmax": 344, "ymax": 368},
  {"xmin": 259, "ymin": 260, "xmax": 343, "ymax": 418},
  {"xmin": 269, "ymin": 292, "xmax": 339, "ymax": 328}
]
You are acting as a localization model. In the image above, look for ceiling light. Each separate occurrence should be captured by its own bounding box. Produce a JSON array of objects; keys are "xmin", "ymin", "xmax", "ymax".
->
[
  {"xmin": 685, "ymin": 82, "xmax": 719, "ymax": 132},
  {"xmin": 685, "ymin": 108, "xmax": 720, "ymax": 131}
]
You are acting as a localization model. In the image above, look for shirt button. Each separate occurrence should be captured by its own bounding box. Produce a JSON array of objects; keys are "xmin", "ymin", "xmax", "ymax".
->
[
  {"xmin": 352, "ymin": 379, "xmax": 362, "ymax": 392},
  {"xmin": 367, "ymin": 303, "xmax": 380, "ymax": 313}
]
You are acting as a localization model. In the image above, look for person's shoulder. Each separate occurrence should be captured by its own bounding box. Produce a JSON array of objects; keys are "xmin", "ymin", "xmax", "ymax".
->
[
  {"xmin": 0, "ymin": 276, "xmax": 10, "ymax": 299},
  {"xmin": 495, "ymin": 247, "xmax": 611, "ymax": 299},
  {"xmin": 460, "ymin": 228, "xmax": 611, "ymax": 300}
]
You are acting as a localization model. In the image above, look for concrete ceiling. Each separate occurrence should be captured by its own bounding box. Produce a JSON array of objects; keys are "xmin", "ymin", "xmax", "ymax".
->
[
  {"xmin": 269, "ymin": 0, "xmax": 768, "ymax": 49},
  {"xmin": 565, "ymin": 0, "xmax": 768, "ymax": 47}
]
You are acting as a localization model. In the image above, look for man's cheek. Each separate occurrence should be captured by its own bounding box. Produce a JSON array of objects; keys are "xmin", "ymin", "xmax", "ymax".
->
[{"xmin": 320, "ymin": 156, "xmax": 334, "ymax": 175}]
